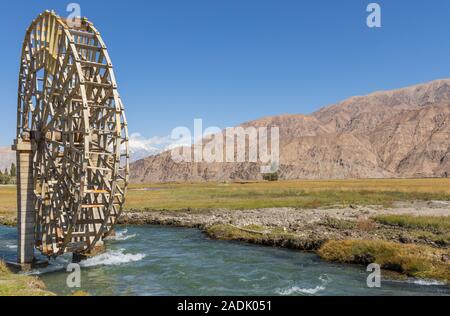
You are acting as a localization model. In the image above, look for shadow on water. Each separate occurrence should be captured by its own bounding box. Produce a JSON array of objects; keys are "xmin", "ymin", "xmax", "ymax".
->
[{"xmin": 0, "ymin": 225, "xmax": 448, "ymax": 296}]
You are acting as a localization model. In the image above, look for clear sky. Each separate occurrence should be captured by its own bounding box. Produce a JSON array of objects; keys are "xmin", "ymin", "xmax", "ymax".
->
[{"xmin": 1, "ymin": 0, "xmax": 450, "ymax": 146}]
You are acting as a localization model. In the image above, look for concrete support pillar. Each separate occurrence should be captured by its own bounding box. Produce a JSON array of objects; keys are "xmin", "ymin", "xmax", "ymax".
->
[{"xmin": 12, "ymin": 138, "xmax": 35, "ymax": 265}]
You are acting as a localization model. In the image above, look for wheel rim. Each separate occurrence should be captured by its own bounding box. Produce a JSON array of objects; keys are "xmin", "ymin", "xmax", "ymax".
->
[{"xmin": 17, "ymin": 11, "xmax": 129, "ymax": 257}]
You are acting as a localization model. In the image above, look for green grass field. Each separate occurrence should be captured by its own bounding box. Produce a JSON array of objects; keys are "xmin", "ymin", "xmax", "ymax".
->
[
  {"xmin": 374, "ymin": 214, "xmax": 450, "ymax": 233},
  {"xmin": 125, "ymin": 179, "xmax": 450, "ymax": 211},
  {"xmin": 0, "ymin": 186, "xmax": 16, "ymax": 222},
  {"xmin": 1, "ymin": 179, "xmax": 450, "ymax": 221}
]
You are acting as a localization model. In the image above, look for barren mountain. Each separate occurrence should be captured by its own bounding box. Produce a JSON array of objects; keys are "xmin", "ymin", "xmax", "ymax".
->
[{"xmin": 132, "ymin": 79, "xmax": 450, "ymax": 182}]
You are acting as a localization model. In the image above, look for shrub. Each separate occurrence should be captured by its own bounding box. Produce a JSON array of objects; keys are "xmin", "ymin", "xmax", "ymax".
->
[
  {"xmin": 0, "ymin": 173, "xmax": 12, "ymax": 185},
  {"xmin": 262, "ymin": 172, "xmax": 278, "ymax": 181}
]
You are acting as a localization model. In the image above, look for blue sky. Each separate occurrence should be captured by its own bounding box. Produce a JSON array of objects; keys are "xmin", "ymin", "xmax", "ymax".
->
[{"xmin": 1, "ymin": 0, "xmax": 450, "ymax": 147}]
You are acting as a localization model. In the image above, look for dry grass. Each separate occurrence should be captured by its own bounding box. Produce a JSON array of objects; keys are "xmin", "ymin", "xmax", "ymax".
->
[
  {"xmin": 71, "ymin": 290, "xmax": 90, "ymax": 296},
  {"xmin": 373, "ymin": 215, "xmax": 450, "ymax": 233},
  {"xmin": 125, "ymin": 178, "xmax": 450, "ymax": 212},
  {"xmin": 0, "ymin": 185, "xmax": 17, "ymax": 226},
  {"xmin": 0, "ymin": 261, "xmax": 55, "ymax": 296},
  {"xmin": 318, "ymin": 240, "xmax": 450, "ymax": 282},
  {"xmin": 205, "ymin": 224, "xmax": 324, "ymax": 250},
  {"xmin": 319, "ymin": 217, "xmax": 356, "ymax": 230},
  {"xmin": 1, "ymin": 179, "xmax": 450, "ymax": 223},
  {"xmin": 373, "ymin": 214, "xmax": 450, "ymax": 246},
  {"xmin": 207, "ymin": 224, "xmax": 292, "ymax": 240}
]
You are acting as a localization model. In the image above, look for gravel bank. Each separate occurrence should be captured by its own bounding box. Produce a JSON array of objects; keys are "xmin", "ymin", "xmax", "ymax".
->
[{"xmin": 119, "ymin": 201, "xmax": 450, "ymax": 250}]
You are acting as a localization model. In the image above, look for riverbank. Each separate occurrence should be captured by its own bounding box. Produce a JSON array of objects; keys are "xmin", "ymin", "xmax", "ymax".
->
[
  {"xmin": 1, "ymin": 203, "xmax": 449, "ymax": 283},
  {"xmin": 1, "ymin": 202, "xmax": 449, "ymax": 295},
  {"xmin": 119, "ymin": 203, "xmax": 450, "ymax": 283},
  {"xmin": 1, "ymin": 180, "xmax": 449, "ymax": 290},
  {"xmin": 120, "ymin": 202, "xmax": 450, "ymax": 248},
  {"xmin": 0, "ymin": 261, "xmax": 55, "ymax": 296}
]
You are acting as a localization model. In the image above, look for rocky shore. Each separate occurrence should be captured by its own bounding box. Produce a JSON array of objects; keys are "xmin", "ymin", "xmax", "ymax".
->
[{"xmin": 119, "ymin": 201, "xmax": 450, "ymax": 250}]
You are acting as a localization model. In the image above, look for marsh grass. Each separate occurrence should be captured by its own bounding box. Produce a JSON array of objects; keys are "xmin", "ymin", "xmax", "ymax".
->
[
  {"xmin": 373, "ymin": 215, "xmax": 450, "ymax": 233},
  {"xmin": 319, "ymin": 217, "xmax": 356, "ymax": 230},
  {"xmin": 318, "ymin": 240, "xmax": 450, "ymax": 282},
  {"xmin": 413, "ymin": 231, "xmax": 450, "ymax": 246},
  {"xmin": 205, "ymin": 224, "xmax": 323, "ymax": 249},
  {"xmin": 373, "ymin": 215, "xmax": 450, "ymax": 246},
  {"xmin": 206, "ymin": 224, "xmax": 295, "ymax": 240}
]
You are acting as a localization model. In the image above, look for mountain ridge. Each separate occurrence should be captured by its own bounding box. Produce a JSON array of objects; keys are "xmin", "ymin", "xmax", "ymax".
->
[{"xmin": 130, "ymin": 78, "xmax": 450, "ymax": 183}]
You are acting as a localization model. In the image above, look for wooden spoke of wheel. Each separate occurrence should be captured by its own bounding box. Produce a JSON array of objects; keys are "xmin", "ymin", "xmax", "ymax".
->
[{"xmin": 17, "ymin": 11, "xmax": 129, "ymax": 257}]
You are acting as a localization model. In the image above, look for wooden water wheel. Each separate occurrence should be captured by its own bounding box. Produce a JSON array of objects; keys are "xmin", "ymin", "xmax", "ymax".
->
[{"xmin": 16, "ymin": 11, "xmax": 129, "ymax": 257}]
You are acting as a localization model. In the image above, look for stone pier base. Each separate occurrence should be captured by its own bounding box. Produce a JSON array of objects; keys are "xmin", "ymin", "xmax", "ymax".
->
[
  {"xmin": 12, "ymin": 139, "xmax": 35, "ymax": 265},
  {"xmin": 5, "ymin": 259, "xmax": 48, "ymax": 273}
]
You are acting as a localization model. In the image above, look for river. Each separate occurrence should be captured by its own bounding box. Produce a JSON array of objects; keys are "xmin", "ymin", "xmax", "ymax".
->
[{"xmin": 0, "ymin": 225, "xmax": 448, "ymax": 296}]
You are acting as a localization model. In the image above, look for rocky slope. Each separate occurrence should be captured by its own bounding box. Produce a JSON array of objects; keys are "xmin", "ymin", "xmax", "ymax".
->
[{"xmin": 132, "ymin": 79, "xmax": 450, "ymax": 182}]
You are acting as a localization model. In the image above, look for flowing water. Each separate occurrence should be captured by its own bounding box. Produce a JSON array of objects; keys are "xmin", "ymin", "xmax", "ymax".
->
[{"xmin": 0, "ymin": 225, "xmax": 448, "ymax": 296}]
